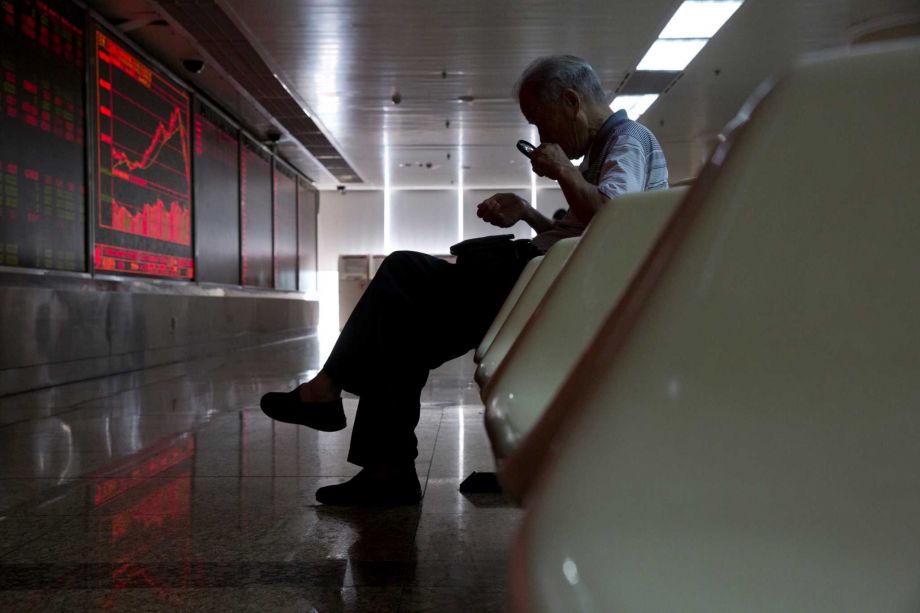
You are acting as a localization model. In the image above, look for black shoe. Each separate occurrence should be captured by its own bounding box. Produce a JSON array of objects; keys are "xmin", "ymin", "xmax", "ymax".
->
[
  {"xmin": 259, "ymin": 387, "xmax": 346, "ymax": 432},
  {"xmin": 316, "ymin": 468, "xmax": 422, "ymax": 506}
]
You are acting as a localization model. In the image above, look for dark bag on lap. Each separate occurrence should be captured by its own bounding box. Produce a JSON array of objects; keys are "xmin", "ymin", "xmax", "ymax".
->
[{"xmin": 450, "ymin": 235, "xmax": 539, "ymax": 270}]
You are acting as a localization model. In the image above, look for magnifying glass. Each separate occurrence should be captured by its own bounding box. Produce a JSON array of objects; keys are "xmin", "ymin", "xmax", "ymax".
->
[{"xmin": 516, "ymin": 139, "xmax": 536, "ymax": 159}]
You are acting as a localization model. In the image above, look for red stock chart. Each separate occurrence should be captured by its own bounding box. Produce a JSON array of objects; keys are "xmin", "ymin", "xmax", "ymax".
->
[{"xmin": 94, "ymin": 31, "xmax": 193, "ymax": 279}]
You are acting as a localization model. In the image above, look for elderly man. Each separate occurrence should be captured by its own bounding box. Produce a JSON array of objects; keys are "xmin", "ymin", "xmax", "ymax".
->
[{"xmin": 260, "ymin": 55, "xmax": 668, "ymax": 505}]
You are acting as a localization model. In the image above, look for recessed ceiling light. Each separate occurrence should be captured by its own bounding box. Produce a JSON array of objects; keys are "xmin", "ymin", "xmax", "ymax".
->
[
  {"xmin": 636, "ymin": 39, "xmax": 708, "ymax": 71},
  {"xmin": 659, "ymin": 1, "xmax": 743, "ymax": 39}
]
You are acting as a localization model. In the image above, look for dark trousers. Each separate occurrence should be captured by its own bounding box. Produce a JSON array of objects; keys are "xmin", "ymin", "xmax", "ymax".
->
[{"xmin": 323, "ymin": 248, "xmax": 534, "ymax": 467}]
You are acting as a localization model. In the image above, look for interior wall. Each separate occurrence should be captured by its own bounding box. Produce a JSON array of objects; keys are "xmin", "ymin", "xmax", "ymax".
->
[{"xmin": 317, "ymin": 190, "xmax": 385, "ymax": 271}]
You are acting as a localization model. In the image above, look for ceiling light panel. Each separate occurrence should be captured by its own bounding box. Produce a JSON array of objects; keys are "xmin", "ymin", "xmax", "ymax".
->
[
  {"xmin": 637, "ymin": 38, "xmax": 708, "ymax": 71},
  {"xmin": 659, "ymin": 1, "xmax": 744, "ymax": 39},
  {"xmin": 610, "ymin": 94, "xmax": 660, "ymax": 119}
]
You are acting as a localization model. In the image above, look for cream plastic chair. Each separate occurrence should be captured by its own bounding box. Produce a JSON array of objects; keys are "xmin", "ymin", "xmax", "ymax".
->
[
  {"xmin": 511, "ymin": 41, "xmax": 920, "ymax": 613},
  {"xmin": 484, "ymin": 187, "xmax": 686, "ymax": 462},
  {"xmin": 473, "ymin": 255, "xmax": 543, "ymax": 364},
  {"xmin": 474, "ymin": 236, "xmax": 580, "ymax": 389}
]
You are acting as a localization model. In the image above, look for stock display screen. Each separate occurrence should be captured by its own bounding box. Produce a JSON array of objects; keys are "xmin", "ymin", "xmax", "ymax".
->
[
  {"xmin": 0, "ymin": 0, "xmax": 86, "ymax": 271},
  {"xmin": 273, "ymin": 162, "xmax": 296, "ymax": 290},
  {"xmin": 240, "ymin": 136, "xmax": 272, "ymax": 287},
  {"xmin": 297, "ymin": 177, "xmax": 317, "ymax": 293},
  {"xmin": 193, "ymin": 99, "xmax": 239, "ymax": 285},
  {"xmin": 93, "ymin": 30, "xmax": 193, "ymax": 279},
  {"xmin": 1, "ymin": 10, "xmax": 308, "ymax": 286}
]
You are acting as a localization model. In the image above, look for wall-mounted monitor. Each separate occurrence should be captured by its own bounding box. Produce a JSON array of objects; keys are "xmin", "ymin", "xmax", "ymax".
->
[
  {"xmin": 273, "ymin": 160, "xmax": 297, "ymax": 291},
  {"xmin": 0, "ymin": 0, "xmax": 86, "ymax": 272},
  {"xmin": 240, "ymin": 135, "xmax": 272, "ymax": 288},
  {"xmin": 297, "ymin": 177, "xmax": 317, "ymax": 293},
  {"xmin": 92, "ymin": 29, "xmax": 193, "ymax": 279},
  {"xmin": 193, "ymin": 98, "xmax": 240, "ymax": 285}
]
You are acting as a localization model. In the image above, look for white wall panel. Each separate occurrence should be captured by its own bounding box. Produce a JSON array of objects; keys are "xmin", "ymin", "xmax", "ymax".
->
[
  {"xmin": 317, "ymin": 190, "xmax": 384, "ymax": 270},
  {"xmin": 389, "ymin": 190, "xmax": 457, "ymax": 255}
]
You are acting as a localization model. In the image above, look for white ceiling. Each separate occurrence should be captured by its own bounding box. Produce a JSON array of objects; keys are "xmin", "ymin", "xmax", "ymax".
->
[{"xmin": 85, "ymin": 0, "xmax": 916, "ymax": 189}]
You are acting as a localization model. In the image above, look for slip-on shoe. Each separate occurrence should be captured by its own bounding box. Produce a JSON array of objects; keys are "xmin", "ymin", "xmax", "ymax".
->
[
  {"xmin": 259, "ymin": 388, "xmax": 346, "ymax": 432},
  {"xmin": 316, "ymin": 468, "xmax": 422, "ymax": 506}
]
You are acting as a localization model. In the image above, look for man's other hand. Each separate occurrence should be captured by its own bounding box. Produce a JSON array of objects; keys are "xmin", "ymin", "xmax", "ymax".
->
[
  {"xmin": 476, "ymin": 193, "xmax": 529, "ymax": 228},
  {"xmin": 531, "ymin": 143, "xmax": 571, "ymax": 181}
]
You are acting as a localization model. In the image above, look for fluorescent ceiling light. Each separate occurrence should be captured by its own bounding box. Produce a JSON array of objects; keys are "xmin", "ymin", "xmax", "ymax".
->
[
  {"xmin": 637, "ymin": 38, "xmax": 708, "ymax": 71},
  {"xmin": 659, "ymin": 1, "xmax": 743, "ymax": 39},
  {"xmin": 610, "ymin": 94, "xmax": 659, "ymax": 119}
]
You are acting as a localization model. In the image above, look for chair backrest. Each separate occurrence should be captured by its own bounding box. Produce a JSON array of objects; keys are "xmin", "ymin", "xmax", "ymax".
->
[
  {"xmin": 512, "ymin": 41, "xmax": 920, "ymax": 613},
  {"xmin": 474, "ymin": 236, "xmax": 580, "ymax": 389},
  {"xmin": 474, "ymin": 255, "xmax": 543, "ymax": 364},
  {"xmin": 484, "ymin": 187, "xmax": 686, "ymax": 462}
]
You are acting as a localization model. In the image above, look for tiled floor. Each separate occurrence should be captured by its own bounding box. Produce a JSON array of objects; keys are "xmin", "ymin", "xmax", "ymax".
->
[{"xmin": 0, "ymin": 336, "xmax": 521, "ymax": 612}]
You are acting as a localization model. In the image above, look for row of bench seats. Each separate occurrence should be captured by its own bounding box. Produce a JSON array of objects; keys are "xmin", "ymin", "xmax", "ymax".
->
[{"xmin": 474, "ymin": 40, "xmax": 920, "ymax": 612}]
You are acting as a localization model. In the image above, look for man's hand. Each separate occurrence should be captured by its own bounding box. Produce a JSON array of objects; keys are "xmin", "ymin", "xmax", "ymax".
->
[
  {"xmin": 531, "ymin": 143, "xmax": 573, "ymax": 182},
  {"xmin": 476, "ymin": 192, "xmax": 529, "ymax": 228}
]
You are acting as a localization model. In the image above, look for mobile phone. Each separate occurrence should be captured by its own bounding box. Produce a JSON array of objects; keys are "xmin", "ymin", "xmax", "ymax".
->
[{"xmin": 516, "ymin": 139, "xmax": 536, "ymax": 159}]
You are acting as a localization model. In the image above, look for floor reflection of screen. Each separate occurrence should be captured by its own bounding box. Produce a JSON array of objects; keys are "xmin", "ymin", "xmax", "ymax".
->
[
  {"xmin": 0, "ymin": 0, "xmax": 86, "ymax": 271},
  {"xmin": 94, "ymin": 436, "xmax": 195, "ymax": 603},
  {"xmin": 93, "ymin": 31, "xmax": 193, "ymax": 279}
]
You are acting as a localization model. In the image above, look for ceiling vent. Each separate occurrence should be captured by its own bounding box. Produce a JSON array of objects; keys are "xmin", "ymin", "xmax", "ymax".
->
[{"xmin": 155, "ymin": 0, "xmax": 362, "ymax": 183}]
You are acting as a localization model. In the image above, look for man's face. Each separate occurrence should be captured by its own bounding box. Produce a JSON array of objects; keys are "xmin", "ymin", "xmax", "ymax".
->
[{"xmin": 519, "ymin": 88, "xmax": 578, "ymax": 158}]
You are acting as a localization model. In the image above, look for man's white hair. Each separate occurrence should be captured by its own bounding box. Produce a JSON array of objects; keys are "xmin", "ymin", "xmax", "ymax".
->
[{"xmin": 515, "ymin": 55, "xmax": 607, "ymax": 107}]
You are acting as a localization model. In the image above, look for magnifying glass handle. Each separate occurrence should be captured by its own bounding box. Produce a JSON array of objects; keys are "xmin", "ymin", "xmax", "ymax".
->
[{"xmin": 516, "ymin": 139, "xmax": 536, "ymax": 159}]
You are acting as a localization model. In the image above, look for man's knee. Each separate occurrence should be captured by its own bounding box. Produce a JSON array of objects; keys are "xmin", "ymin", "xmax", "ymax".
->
[
  {"xmin": 376, "ymin": 250, "xmax": 436, "ymax": 279},
  {"xmin": 383, "ymin": 250, "xmax": 421, "ymax": 266}
]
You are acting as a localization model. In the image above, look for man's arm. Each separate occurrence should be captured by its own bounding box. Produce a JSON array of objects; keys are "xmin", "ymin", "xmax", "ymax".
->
[
  {"xmin": 476, "ymin": 193, "xmax": 554, "ymax": 232},
  {"xmin": 531, "ymin": 137, "xmax": 649, "ymax": 225},
  {"xmin": 521, "ymin": 205, "xmax": 554, "ymax": 233},
  {"xmin": 530, "ymin": 143, "xmax": 608, "ymax": 225},
  {"xmin": 477, "ymin": 134, "xmax": 649, "ymax": 230},
  {"xmin": 553, "ymin": 163, "xmax": 609, "ymax": 225}
]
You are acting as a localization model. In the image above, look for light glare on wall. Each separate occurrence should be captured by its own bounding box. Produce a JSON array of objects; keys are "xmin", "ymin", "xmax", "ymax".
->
[{"xmin": 659, "ymin": 1, "xmax": 743, "ymax": 39}]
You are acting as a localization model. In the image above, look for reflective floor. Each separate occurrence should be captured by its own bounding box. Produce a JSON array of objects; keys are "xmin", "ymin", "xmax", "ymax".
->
[{"xmin": 0, "ymin": 336, "xmax": 520, "ymax": 611}]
